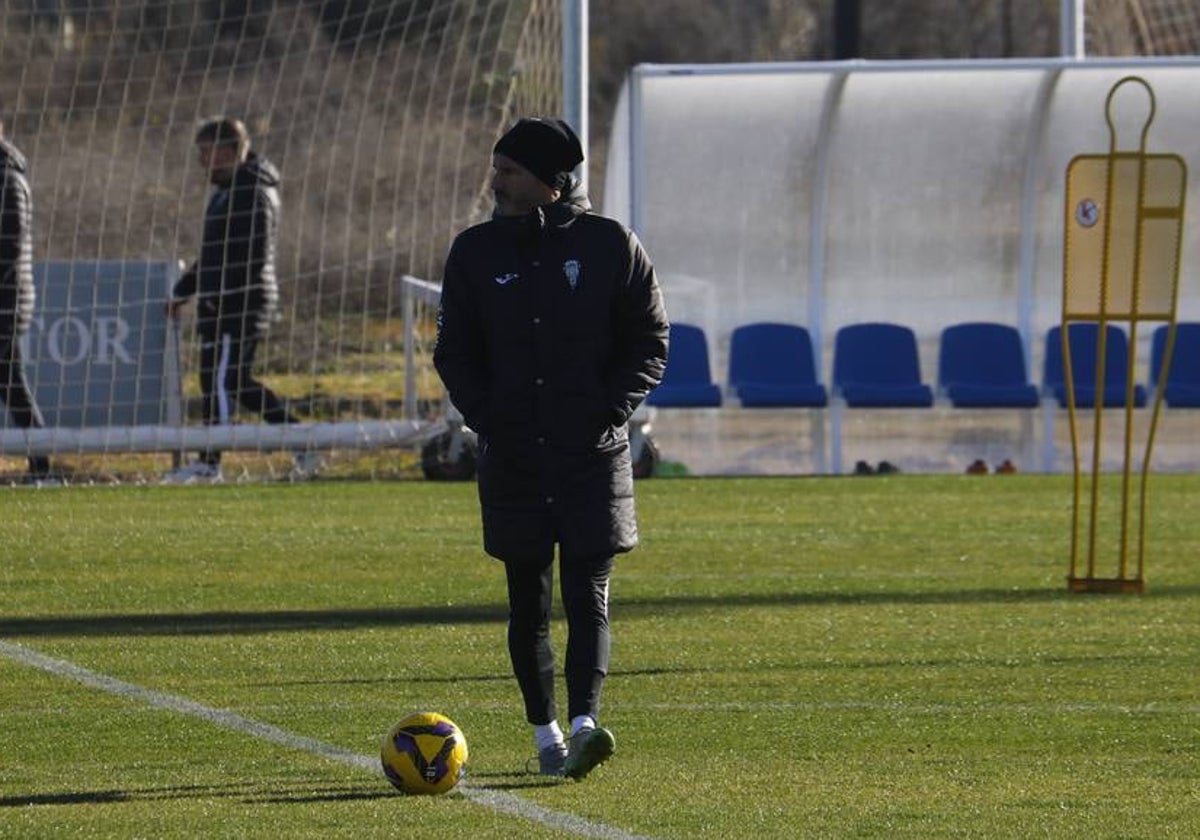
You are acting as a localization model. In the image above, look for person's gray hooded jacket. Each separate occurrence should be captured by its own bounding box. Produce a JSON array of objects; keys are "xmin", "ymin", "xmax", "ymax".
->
[
  {"xmin": 0, "ymin": 138, "xmax": 35, "ymax": 339},
  {"xmin": 173, "ymin": 151, "xmax": 281, "ymax": 339}
]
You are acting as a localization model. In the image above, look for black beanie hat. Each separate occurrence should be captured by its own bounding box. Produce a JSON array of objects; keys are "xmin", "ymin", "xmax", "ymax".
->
[{"xmin": 493, "ymin": 117, "xmax": 584, "ymax": 187}]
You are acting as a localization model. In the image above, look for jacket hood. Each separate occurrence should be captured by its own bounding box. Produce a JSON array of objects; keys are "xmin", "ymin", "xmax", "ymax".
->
[
  {"xmin": 235, "ymin": 151, "xmax": 280, "ymax": 188},
  {"xmin": 492, "ymin": 174, "xmax": 591, "ymax": 234},
  {"xmin": 546, "ymin": 174, "xmax": 591, "ymax": 223},
  {"xmin": 0, "ymin": 137, "xmax": 28, "ymax": 174}
]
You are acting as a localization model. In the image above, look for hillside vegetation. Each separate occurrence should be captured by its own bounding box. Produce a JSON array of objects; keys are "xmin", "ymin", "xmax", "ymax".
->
[{"xmin": 0, "ymin": 0, "xmax": 1151, "ymax": 299}]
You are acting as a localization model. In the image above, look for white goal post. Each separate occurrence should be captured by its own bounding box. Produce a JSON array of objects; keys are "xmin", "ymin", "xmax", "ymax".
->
[
  {"xmin": 0, "ymin": 0, "xmax": 586, "ymax": 479},
  {"xmin": 0, "ymin": 273, "xmax": 441, "ymax": 458}
]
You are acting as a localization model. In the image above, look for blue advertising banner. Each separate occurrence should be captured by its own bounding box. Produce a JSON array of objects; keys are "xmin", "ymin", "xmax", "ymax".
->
[{"xmin": 3, "ymin": 262, "xmax": 181, "ymax": 428}]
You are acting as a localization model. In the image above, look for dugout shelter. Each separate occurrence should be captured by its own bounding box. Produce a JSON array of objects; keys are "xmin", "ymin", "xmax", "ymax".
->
[{"xmin": 604, "ymin": 57, "xmax": 1200, "ymax": 475}]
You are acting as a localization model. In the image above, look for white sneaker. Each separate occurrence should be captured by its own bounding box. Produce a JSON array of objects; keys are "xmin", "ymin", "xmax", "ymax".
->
[
  {"xmin": 530, "ymin": 742, "xmax": 568, "ymax": 777},
  {"xmin": 289, "ymin": 450, "xmax": 322, "ymax": 481},
  {"xmin": 23, "ymin": 474, "xmax": 65, "ymax": 488},
  {"xmin": 161, "ymin": 461, "xmax": 223, "ymax": 484}
]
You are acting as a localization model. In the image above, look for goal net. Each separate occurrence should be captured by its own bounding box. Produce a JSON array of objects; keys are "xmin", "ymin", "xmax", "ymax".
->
[
  {"xmin": 1085, "ymin": 0, "xmax": 1200, "ymax": 56},
  {"xmin": 0, "ymin": 0, "xmax": 563, "ymax": 483}
]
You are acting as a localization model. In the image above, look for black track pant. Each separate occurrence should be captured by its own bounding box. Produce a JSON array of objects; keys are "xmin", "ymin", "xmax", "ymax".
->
[
  {"xmin": 504, "ymin": 553, "xmax": 614, "ymax": 726},
  {"xmin": 0, "ymin": 334, "xmax": 50, "ymax": 475},
  {"xmin": 197, "ymin": 330, "xmax": 296, "ymax": 465}
]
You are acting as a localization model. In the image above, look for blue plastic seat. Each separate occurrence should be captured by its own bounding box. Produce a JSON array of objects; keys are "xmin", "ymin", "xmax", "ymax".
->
[
  {"xmin": 938, "ymin": 322, "xmax": 1039, "ymax": 408},
  {"xmin": 1150, "ymin": 323, "xmax": 1200, "ymax": 407},
  {"xmin": 727, "ymin": 322, "xmax": 827, "ymax": 407},
  {"xmin": 1043, "ymin": 323, "xmax": 1146, "ymax": 408},
  {"xmin": 832, "ymin": 322, "xmax": 933, "ymax": 407},
  {"xmin": 645, "ymin": 322, "xmax": 722, "ymax": 407}
]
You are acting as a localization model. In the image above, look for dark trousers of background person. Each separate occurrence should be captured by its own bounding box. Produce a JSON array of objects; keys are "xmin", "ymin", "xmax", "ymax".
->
[
  {"xmin": 196, "ymin": 330, "xmax": 297, "ymax": 467},
  {"xmin": 0, "ymin": 334, "xmax": 51, "ymax": 476},
  {"xmin": 504, "ymin": 553, "xmax": 614, "ymax": 726}
]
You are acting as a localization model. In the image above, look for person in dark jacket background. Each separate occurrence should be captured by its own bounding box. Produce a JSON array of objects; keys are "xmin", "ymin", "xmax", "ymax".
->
[
  {"xmin": 165, "ymin": 117, "xmax": 317, "ymax": 482},
  {"xmin": 0, "ymin": 120, "xmax": 52, "ymax": 481},
  {"xmin": 434, "ymin": 117, "xmax": 669, "ymax": 779}
]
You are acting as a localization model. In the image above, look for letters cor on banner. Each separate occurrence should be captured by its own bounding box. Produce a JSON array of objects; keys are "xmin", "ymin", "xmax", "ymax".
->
[{"xmin": 4, "ymin": 262, "xmax": 181, "ymax": 429}]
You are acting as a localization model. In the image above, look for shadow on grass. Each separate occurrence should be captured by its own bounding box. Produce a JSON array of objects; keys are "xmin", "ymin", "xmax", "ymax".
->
[
  {"xmin": 463, "ymin": 771, "xmax": 564, "ymax": 791},
  {"xmin": 466, "ymin": 780, "xmax": 563, "ymax": 791},
  {"xmin": 0, "ymin": 790, "xmax": 134, "ymax": 807},
  {"xmin": 247, "ymin": 664, "xmax": 741, "ymax": 689},
  {"xmin": 252, "ymin": 671, "xmax": 514, "ymax": 687},
  {"xmin": 3, "ymin": 584, "xmax": 1199, "ymax": 639},
  {"xmin": 0, "ymin": 781, "xmax": 389, "ymax": 808},
  {"xmin": 248, "ymin": 788, "xmax": 396, "ymax": 804},
  {"xmin": 0, "ymin": 604, "xmax": 507, "ymax": 638}
]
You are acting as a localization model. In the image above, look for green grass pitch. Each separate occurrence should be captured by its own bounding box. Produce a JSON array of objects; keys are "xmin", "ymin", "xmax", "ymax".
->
[{"xmin": 1, "ymin": 475, "xmax": 1197, "ymax": 839}]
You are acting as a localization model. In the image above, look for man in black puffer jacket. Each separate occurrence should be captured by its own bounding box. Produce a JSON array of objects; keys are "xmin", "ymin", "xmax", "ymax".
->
[
  {"xmin": 166, "ymin": 118, "xmax": 311, "ymax": 482},
  {"xmin": 0, "ymin": 122, "xmax": 52, "ymax": 480},
  {"xmin": 434, "ymin": 117, "xmax": 669, "ymax": 779}
]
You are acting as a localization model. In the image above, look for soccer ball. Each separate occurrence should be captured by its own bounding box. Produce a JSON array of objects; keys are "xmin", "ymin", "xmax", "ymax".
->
[{"xmin": 380, "ymin": 711, "xmax": 469, "ymax": 795}]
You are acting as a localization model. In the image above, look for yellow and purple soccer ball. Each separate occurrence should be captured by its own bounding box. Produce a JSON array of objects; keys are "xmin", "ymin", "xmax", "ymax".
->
[{"xmin": 380, "ymin": 712, "xmax": 468, "ymax": 795}]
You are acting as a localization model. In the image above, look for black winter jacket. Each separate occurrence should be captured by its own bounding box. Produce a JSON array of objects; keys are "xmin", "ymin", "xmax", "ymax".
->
[
  {"xmin": 434, "ymin": 181, "xmax": 669, "ymax": 563},
  {"xmin": 0, "ymin": 139, "xmax": 35, "ymax": 339},
  {"xmin": 173, "ymin": 152, "xmax": 281, "ymax": 339}
]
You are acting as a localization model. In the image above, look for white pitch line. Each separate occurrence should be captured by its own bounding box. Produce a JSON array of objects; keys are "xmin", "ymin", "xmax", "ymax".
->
[{"xmin": 0, "ymin": 639, "xmax": 654, "ymax": 840}]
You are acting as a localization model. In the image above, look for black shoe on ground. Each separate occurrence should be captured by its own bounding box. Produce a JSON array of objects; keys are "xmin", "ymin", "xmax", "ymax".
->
[{"xmin": 564, "ymin": 727, "xmax": 616, "ymax": 780}]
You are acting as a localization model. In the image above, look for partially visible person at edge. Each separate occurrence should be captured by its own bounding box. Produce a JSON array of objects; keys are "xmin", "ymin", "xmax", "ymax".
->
[
  {"xmin": 0, "ymin": 118, "xmax": 54, "ymax": 483},
  {"xmin": 165, "ymin": 117, "xmax": 319, "ymax": 483},
  {"xmin": 433, "ymin": 117, "xmax": 669, "ymax": 780}
]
